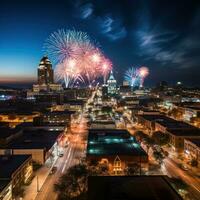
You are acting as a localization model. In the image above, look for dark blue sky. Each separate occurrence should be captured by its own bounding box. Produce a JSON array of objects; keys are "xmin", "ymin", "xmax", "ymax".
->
[{"xmin": 0, "ymin": 0, "xmax": 200, "ymax": 86}]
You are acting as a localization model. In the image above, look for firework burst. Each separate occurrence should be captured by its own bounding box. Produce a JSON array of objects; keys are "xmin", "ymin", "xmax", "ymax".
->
[
  {"xmin": 124, "ymin": 67, "xmax": 140, "ymax": 87},
  {"xmin": 124, "ymin": 66, "xmax": 149, "ymax": 87},
  {"xmin": 44, "ymin": 29, "xmax": 112, "ymax": 87}
]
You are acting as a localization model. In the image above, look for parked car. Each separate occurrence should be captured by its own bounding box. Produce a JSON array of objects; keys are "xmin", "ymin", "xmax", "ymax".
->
[
  {"xmin": 50, "ymin": 166, "xmax": 57, "ymax": 174},
  {"xmin": 181, "ymin": 165, "xmax": 189, "ymax": 171},
  {"xmin": 59, "ymin": 152, "xmax": 64, "ymax": 157}
]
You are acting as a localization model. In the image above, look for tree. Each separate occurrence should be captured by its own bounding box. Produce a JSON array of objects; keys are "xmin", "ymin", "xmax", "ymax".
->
[
  {"xmin": 143, "ymin": 137, "xmax": 155, "ymax": 153},
  {"xmin": 12, "ymin": 185, "xmax": 25, "ymax": 199},
  {"xmin": 168, "ymin": 108, "xmax": 183, "ymax": 119},
  {"xmin": 169, "ymin": 177, "xmax": 188, "ymax": 191},
  {"xmin": 125, "ymin": 163, "xmax": 140, "ymax": 175},
  {"xmin": 54, "ymin": 164, "xmax": 88, "ymax": 200},
  {"xmin": 153, "ymin": 150, "xmax": 165, "ymax": 164},
  {"xmin": 151, "ymin": 131, "xmax": 169, "ymax": 146},
  {"xmin": 134, "ymin": 131, "xmax": 148, "ymax": 142},
  {"xmin": 191, "ymin": 159, "xmax": 198, "ymax": 167}
]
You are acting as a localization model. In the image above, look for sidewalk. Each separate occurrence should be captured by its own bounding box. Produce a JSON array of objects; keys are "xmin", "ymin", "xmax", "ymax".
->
[{"xmin": 23, "ymin": 157, "xmax": 58, "ymax": 200}]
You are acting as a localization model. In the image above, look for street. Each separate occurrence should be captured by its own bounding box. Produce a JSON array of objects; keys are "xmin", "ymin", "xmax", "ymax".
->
[
  {"xmin": 163, "ymin": 158, "xmax": 200, "ymax": 200},
  {"xmin": 34, "ymin": 113, "xmax": 88, "ymax": 200}
]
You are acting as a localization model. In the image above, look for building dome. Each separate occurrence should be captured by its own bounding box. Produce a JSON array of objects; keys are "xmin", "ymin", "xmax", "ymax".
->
[
  {"xmin": 40, "ymin": 56, "xmax": 51, "ymax": 64},
  {"xmin": 37, "ymin": 56, "xmax": 54, "ymax": 84}
]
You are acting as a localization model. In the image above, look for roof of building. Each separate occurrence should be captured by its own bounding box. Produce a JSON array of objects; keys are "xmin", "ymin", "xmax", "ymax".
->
[
  {"xmin": 87, "ymin": 129, "xmax": 147, "ymax": 157},
  {"xmin": 185, "ymin": 138, "xmax": 200, "ymax": 147},
  {"xmin": 0, "ymin": 155, "xmax": 31, "ymax": 179},
  {"xmin": 1, "ymin": 130, "xmax": 61, "ymax": 150},
  {"xmin": 0, "ymin": 180, "xmax": 10, "ymax": 192},
  {"xmin": 167, "ymin": 128, "xmax": 200, "ymax": 137},
  {"xmin": 139, "ymin": 114, "xmax": 196, "ymax": 129},
  {"xmin": 107, "ymin": 70, "xmax": 115, "ymax": 81},
  {"xmin": 156, "ymin": 120, "xmax": 195, "ymax": 130},
  {"xmin": 43, "ymin": 110, "xmax": 75, "ymax": 115},
  {"xmin": 138, "ymin": 114, "xmax": 173, "ymax": 121},
  {"xmin": 0, "ymin": 126, "xmax": 22, "ymax": 139},
  {"xmin": 88, "ymin": 176, "xmax": 182, "ymax": 200}
]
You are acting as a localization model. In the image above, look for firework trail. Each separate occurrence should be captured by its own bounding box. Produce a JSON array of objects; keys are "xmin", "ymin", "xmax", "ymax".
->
[
  {"xmin": 139, "ymin": 66, "xmax": 149, "ymax": 87},
  {"xmin": 101, "ymin": 58, "xmax": 113, "ymax": 84},
  {"xmin": 55, "ymin": 58, "xmax": 84, "ymax": 88}
]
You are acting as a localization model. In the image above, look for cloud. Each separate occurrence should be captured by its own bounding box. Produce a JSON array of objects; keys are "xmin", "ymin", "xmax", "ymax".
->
[
  {"xmin": 79, "ymin": 3, "xmax": 93, "ymax": 19},
  {"xmin": 98, "ymin": 15, "xmax": 127, "ymax": 41}
]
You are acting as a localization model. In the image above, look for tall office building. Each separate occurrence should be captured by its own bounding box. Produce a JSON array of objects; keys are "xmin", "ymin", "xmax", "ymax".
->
[
  {"xmin": 107, "ymin": 70, "xmax": 117, "ymax": 95},
  {"xmin": 32, "ymin": 56, "xmax": 62, "ymax": 93},
  {"xmin": 38, "ymin": 56, "xmax": 54, "ymax": 84}
]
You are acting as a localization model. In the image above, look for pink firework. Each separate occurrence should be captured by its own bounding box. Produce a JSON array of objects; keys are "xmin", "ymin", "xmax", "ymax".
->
[
  {"xmin": 101, "ymin": 58, "xmax": 112, "ymax": 83},
  {"xmin": 55, "ymin": 58, "xmax": 83, "ymax": 87},
  {"xmin": 139, "ymin": 66, "xmax": 149, "ymax": 87}
]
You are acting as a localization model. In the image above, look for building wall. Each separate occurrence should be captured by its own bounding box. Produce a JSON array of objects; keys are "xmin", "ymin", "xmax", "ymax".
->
[
  {"xmin": 13, "ymin": 149, "xmax": 45, "ymax": 164},
  {"xmin": 0, "ymin": 182, "xmax": 12, "ymax": 200},
  {"xmin": 87, "ymin": 154, "xmax": 148, "ymax": 174},
  {"xmin": 0, "ymin": 149, "xmax": 45, "ymax": 164},
  {"xmin": 137, "ymin": 116, "xmax": 154, "ymax": 132},
  {"xmin": 11, "ymin": 157, "xmax": 33, "ymax": 190},
  {"xmin": 166, "ymin": 131, "xmax": 200, "ymax": 152},
  {"xmin": 184, "ymin": 140, "xmax": 200, "ymax": 161}
]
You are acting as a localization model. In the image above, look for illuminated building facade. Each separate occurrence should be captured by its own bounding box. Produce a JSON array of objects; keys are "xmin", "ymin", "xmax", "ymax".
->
[
  {"xmin": 33, "ymin": 56, "xmax": 62, "ymax": 92},
  {"xmin": 0, "ymin": 155, "xmax": 33, "ymax": 200},
  {"xmin": 38, "ymin": 56, "xmax": 54, "ymax": 85},
  {"xmin": 87, "ymin": 129, "xmax": 148, "ymax": 175},
  {"xmin": 107, "ymin": 71, "xmax": 117, "ymax": 96}
]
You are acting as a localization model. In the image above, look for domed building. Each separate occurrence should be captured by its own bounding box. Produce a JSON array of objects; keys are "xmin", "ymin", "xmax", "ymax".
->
[
  {"xmin": 38, "ymin": 56, "xmax": 54, "ymax": 85},
  {"xmin": 107, "ymin": 70, "xmax": 117, "ymax": 96},
  {"xmin": 32, "ymin": 56, "xmax": 62, "ymax": 92}
]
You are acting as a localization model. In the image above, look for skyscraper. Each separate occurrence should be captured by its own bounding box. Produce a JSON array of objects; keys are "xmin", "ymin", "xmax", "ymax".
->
[
  {"xmin": 32, "ymin": 56, "xmax": 62, "ymax": 93},
  {"xmin": 107, "ymin": 70, "xmax": 117, "ymax": 95},
  {"xmin": 38, "ymin": 56, "xmax": 54, "ymax": 85}
]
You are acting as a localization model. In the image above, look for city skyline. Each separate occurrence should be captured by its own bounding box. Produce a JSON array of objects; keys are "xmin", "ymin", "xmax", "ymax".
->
[{"xmin": 0, "ymin": 0, "xmax": 200, "ymax": 87}]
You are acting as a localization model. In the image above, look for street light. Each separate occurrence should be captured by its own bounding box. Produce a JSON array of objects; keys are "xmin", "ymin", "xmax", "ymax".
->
[{"xmin": 37, "ymin": 176, "xmax": 40, "ymax": 192}]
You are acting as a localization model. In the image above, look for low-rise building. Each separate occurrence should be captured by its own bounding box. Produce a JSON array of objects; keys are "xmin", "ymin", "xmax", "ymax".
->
[
  {"xmin": 90, "ymin": 120, "xmax": 116, "ymax": 129},
  {"xmin": 0, "ymin": 129, "xmax": 62, "ymax": 164},
  {"xmin": 166, "ymin": 129, "xmax": 200, "ymax": 152},
  {"xmin": 0, "ymin": 180, "xmax": 12, "ymax": 200},
  {"xmin": 87, "ymin": 129, "xmax": 148, "ymax": 175},
  {"xmin": 184, "ymin": 138, "xmax": 200, "ymax": 162},
  {"xmin": 34, "ymin": 110, "xmax": 75, "ymax": 128},
  {"xmin": 0, "ymin": 155, "xmax": 33, "ymax": 200}
]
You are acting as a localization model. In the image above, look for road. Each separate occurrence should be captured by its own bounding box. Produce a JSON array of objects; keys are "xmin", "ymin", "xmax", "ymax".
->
[
  {"xmin": 35, "ymin": 114, "xmax": 88, "ymax": 200},
  {"xmin": 127, "ymin": 119, "xmax": 200, "ymax": 199},
  {"xmin": 163, "ymin": 158, "xmax": 200, "ymax": 200}
]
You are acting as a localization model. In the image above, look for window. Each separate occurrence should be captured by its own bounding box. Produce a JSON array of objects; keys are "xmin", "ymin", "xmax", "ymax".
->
[{"xmin": 113, "ymin": 156, "xmax": 122, "ymax": 175}]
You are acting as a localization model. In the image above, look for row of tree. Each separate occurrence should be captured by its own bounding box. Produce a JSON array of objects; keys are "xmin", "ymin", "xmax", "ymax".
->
[{"xmin": 134, "ymin": 130, "xmax": 169, "ymax": 163}]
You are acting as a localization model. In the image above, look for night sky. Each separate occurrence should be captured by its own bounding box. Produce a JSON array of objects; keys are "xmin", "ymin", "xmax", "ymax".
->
[{"xmin": 0, "ymin": 0, "xmax": 200, "ymax": 87}]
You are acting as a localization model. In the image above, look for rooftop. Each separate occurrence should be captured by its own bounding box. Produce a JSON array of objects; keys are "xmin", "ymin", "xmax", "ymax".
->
[
  {"xmin": 43, "ymin": 110, "xmax": 75, "ymax": 115},
  {"xmin": 139, "ymin": 114, "xmax": 196, "ymax": 129},
  {"xmin": 167, "ymin": 128, "xmax": 200, "ymax": 137},
  {"xmin": 1, "ymin": 129, "xmax": 61, "ymax": 150},
  {"xmin": 87, "ymin": 129, "xmax": 147, "ymax": 156},
  {"xmin": 0, "ymin": 180, "xmax": 10, "ymax": 192},
  {"xmin": 0, "ymin": 126, "xmax": 22, "ymax": 139},
  {"xmin": 0, "ymin": 155, "xmax": 31, "ymax": 179},
  {"xmin": 185, "ymin": 138, "xmax": 200, "ymax": 147},
  {"xmin": 88, "ymin": 176, "xmax": 182, "ymax": 200}
]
